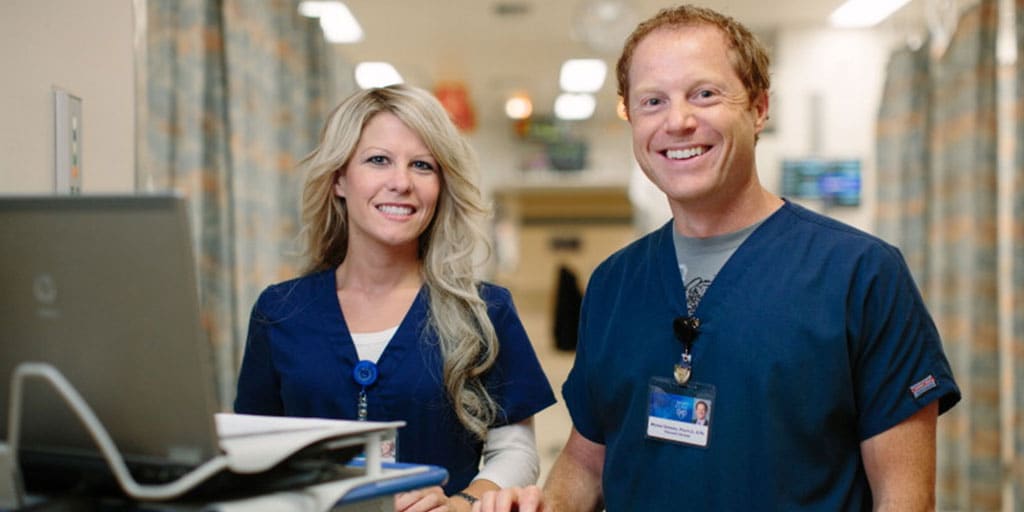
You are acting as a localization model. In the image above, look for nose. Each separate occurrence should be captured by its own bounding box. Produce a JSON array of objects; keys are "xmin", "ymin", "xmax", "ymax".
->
[
  {"xmin": 387, "ymin": 166, "xmax": 413, "ymax": 192},
  {"xmin": 665, "ymin": 103, "xmax": 698, "ymax": 134}
]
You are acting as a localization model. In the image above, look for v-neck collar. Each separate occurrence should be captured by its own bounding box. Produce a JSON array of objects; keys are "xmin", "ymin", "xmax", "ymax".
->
[
  {"xmin": 656, "ymin": 201, "xmax": 791, "ymax": 323},
  {"xmin": 318, "ymin": 270, "xmax": 428, "ymax": 379}
]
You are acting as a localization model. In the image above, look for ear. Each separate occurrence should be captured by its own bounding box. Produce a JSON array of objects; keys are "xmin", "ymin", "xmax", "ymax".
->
[
  {"xmin": 751, "ymin": 91, "xmax": 770, "ymax": 134},
  {"xmin": 333, "ymin": 171, "xmax": 346, "ymax": 199}
]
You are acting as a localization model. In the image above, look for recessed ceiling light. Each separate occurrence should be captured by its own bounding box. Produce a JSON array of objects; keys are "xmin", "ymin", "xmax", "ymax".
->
[
  {"xmin": 298, "ymin": 1, "xmax": 332, "ymax": 17},
  {"xmin": 298, "ymin": 1, "xmax": 363, "ymax": 43},
  {"xmin": 829, "ymin": 0, "xmax": 911, "ymax": 28},
  {"xmin": 354, "ymin": 62, "xmax": 403, "ymax": 89},
  {"xmin": 559, "ymin": 59, "xmax": 607, "ymax": 93},
  {"xmin": 505, "ymin": 94, "xmax": 533, "ymax": 120},
  {"xmin": 554, "ymin": 93, "xmax": 596, "ymax": 121}
]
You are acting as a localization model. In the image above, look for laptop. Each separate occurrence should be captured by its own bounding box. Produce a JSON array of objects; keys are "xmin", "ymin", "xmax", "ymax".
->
[{"xmin": 0, "ymin": 195, "xmax": 403, "ymax": 503}]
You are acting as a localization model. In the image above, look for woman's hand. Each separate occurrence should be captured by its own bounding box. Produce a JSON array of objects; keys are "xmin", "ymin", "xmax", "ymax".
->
[{"xmin": 394, "ymin": 485, "xmax": 451, "ymax": 512}]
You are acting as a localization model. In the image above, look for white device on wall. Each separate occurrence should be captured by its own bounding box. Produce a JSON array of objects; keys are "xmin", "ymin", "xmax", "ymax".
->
[{"xmin": 53, "ymin": 88, "xmax": 83, "ymax": 195}]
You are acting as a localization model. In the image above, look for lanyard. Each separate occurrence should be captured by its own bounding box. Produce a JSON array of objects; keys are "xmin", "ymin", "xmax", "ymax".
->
[
  {"xmin": 672, "ymin": 316, "xmax": 700, "ymax": 385},
  {"xmin": 353, "ymin": 360, "xmax": 378, "ymax": 420}
]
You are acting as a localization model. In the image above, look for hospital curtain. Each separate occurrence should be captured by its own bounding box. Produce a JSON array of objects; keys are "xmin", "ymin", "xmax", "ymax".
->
[
  {"xmin": 1009, "ymin": 0, "xmax": 1024, "ymax": 503},
  {"xmin": 929, "ymin": 2, "xmax": 1000, "ymax": 508},
  {"xmin": 875, "ymin": 0, "xmax": 1013, "ymax": 508},
  {"xmin": 139, "ymin": 0, "xmax": 336, "ymax": 407},
  {"xmin": 875, "ymin": 44, "xmax": 931, "ymax": 285}
]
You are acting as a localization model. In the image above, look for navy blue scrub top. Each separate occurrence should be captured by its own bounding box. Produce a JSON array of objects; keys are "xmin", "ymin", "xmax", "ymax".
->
[
  {"xmin": 563, "ymin": 201, "xmax": 960, "ymax": 510},
  {"xmin": 235, "ymin": 270, "xmax": 556, "ymax": 494}
]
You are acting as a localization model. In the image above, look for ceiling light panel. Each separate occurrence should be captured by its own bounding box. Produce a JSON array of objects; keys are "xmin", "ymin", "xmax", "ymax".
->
[
  {"xmin": 354, "ymin": 62, "xmax": 403, "ymax": 89},
  {"xmin": 298, "ymin": 1, "xmax": 364, "ymax": 43},
  {"xmin": 829, "ymin": 0, "xmax": 912, "ymax": 28},
  {"xmin": 298, "ymin": 1, "xmax": 333, "ymax": 17},
  {"xmin": 554, "ymin": 93, "xmax": 596, "ymax": 121},
  {"xmin": 559, "ymin": 59, "xmax": 607, "ymax": 93}
]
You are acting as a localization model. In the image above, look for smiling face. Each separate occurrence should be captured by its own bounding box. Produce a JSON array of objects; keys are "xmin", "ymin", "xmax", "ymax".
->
[
  {"xmin": 695, "ymin": 400, "xmax": 708, "ymax": 420},
  {"xmin": 334, "ymin": 112, "xmax": 441, "ymax": 258},
  {"xmin": 627, "ymin": 24, "xmax": 768, "ymax": 215}
]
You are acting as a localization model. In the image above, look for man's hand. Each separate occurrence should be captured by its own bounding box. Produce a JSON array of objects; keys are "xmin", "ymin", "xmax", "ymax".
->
[
  {"xmin": 474, "ymin": 428, "xmax": 604, "ymax": 512},
  {"xmin": 474, "ymin": 485, "xmax": 545, "ymax": 512}
]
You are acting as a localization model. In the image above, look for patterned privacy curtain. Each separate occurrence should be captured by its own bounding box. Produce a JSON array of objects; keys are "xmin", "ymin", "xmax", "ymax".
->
[
  {"xmin": 875, "ymin": 0, "xmax": 1018, "ymax": 509},
  {"xmin": 1010, "ymin": 0, "xmax": 1024, "ymax": 503},
  {"xmin": 139, "ymin": 0, "xmax": 340, "ymax": 407},
  {"xmin": 928, "ymin": 2, "xmax": 1000, "ymax": 508},
  {"xmin": 875, "ymin": 44, "xmax": 931, "ymax": 285}
]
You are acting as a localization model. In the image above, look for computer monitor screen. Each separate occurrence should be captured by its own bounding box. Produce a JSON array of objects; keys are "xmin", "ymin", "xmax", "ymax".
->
[
  {"xmin": 780, "ymin": 158, "xmax": 861, "ymax": 207},
  {"xmin": 0, "ymin": 195, "xmax": 221, "ymax": 467}
]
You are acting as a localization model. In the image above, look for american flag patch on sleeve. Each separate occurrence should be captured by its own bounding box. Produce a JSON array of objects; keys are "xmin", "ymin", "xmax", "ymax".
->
[{"xmin": 910, "ymin": 375, "xmax": 937, "ymax": 398}]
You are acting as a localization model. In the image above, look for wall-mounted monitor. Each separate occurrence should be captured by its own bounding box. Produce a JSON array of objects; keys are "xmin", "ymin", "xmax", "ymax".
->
[{"xmin": 780, "ymin": 158, "xmax": 861, "ymax": 207}]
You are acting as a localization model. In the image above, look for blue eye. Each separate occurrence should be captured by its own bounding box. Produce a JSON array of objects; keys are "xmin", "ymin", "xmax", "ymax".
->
[
  {"xmin": 693, "ymin": 89, "xmax": 719, "ymax": 102},
  {"xmin": 367, "ymin": 155, "xmax": 388, "ymax": 165},
  {"xmin": 412, "ymin": 160, "xmax": 436, "ymax": 172}
]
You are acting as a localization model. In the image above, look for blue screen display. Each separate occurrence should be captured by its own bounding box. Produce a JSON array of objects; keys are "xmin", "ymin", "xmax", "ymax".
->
[{"xmin": 781, "ymin": 159, "xmax": 860, "ymax": 207}]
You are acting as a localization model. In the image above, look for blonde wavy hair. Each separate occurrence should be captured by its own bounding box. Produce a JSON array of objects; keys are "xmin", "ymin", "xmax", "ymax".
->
[{"xmin": 297, "ymin": 84, "xmax": 499, "ymax": 440}]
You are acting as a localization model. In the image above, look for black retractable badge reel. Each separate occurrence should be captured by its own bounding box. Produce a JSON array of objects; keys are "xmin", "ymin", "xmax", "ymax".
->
[
  {"xmin": 645, "ymin": 316, "xmax": 717, "ymax": 449},
  {"xmin": 352, "ymin": 359, "xmax": 398, "ymax": 461},
  {"xmin": 673, "ymin": 316, "xmax": 699, "ymax": 385}
]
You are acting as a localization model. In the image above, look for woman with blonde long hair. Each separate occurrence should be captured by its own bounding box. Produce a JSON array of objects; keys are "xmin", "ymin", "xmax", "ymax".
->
[{"xmin": 235, "ymin": 84, "xmax": 555, "ymax": 512}]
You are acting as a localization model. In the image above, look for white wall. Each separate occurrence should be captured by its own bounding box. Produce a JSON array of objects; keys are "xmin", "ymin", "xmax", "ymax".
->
[
  {"xmin": 760, "ymin": 26, "xmax": 899, "ymax": 232},
  {"xmin": 0, "ymin": 0, "xmax": 896, "ymax": 233},
  {"xmin": 471, "ymin": 26, "xmax": 900, "ymax": 236},
  {"xmin": 627, "ymin": 25, "xmax": 897, "ymax": 234},
  {"xmin": 0, "ymin": 0, "xmax": 136, "ymax": 194}
]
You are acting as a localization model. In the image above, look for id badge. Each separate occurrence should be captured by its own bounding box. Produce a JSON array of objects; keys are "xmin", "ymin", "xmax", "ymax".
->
[
  {"xmin": 380, "ymin": 432, "xmax": 398, "ymax": 463},
  {"xmin": 646, "ymin": 376, "xmax": 716, "ymax": 448},
  {"xmin": 355, "ymin": 431, "xmax": 398, "ymax": 464}
]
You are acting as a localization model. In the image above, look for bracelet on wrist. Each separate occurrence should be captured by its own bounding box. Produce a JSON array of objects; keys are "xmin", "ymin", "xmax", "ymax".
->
[{"xmin": 454, "ymin": 491, "xmax": 479, "ymax": 504}]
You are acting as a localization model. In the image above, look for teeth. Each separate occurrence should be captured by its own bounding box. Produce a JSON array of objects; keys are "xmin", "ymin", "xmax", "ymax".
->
[
  {"xmin": 378, "ymin": 205, "xmax": 413, "ymax": 215},
  {"xmin": 666, "ymin": 147, "xmax": 707, "ymax": 160}
]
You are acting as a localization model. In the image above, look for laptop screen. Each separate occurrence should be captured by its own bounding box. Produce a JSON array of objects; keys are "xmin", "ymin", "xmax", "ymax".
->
[{"xmin": 0, "ymin": 195, "xmax": 221, "ymax": 467}]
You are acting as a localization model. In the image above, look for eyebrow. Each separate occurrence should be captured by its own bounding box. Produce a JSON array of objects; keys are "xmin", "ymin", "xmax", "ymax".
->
[{"xmin": 357, "ymin": 146, "xmax": 437, "ymax": 163}]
